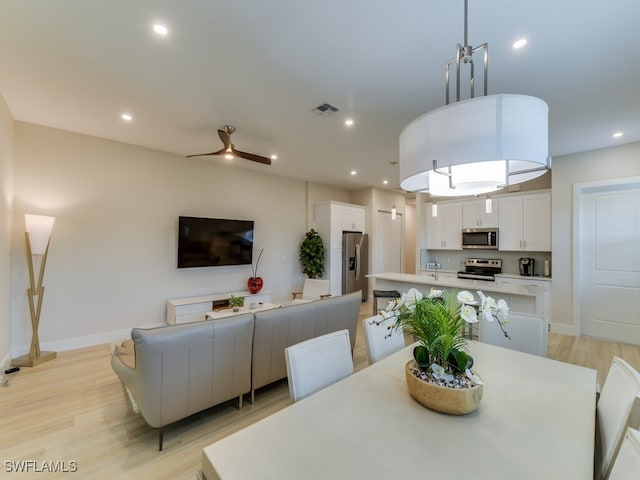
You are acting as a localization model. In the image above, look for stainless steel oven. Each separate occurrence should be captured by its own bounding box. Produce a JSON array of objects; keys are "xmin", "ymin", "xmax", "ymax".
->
[{"xmin": 462, "ymin": 228, "xmax": 498, "ymax": 250}]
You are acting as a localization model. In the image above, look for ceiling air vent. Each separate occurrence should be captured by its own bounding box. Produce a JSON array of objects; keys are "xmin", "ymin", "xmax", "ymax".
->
[{"xmin": 312, "ymin": 102, "xmax": 340, "ymax": 116}]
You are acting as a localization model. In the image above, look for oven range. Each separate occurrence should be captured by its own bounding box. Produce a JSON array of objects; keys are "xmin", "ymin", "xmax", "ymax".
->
[{"xmin": 457, "ymin": 258, "xmax": 502, "ymax": 281}]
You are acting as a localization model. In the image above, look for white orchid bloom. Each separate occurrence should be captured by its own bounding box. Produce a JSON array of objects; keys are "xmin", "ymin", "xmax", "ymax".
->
[
  {"xmin": 460, "ymin": 304, "xmax": 478, "ymax": 323},
  {"xmin": 483, "ymin": 295, "xmax": 498, "ymax": 311},
  {"xmin": 456, "ymin": 290, "xmax": 475, "ymax": 305},
  {"xmin": 476, "ymin": 290, "xmax": 486, "ymax": 304},
  {"xmin": 496, "ymin": 298, "xmax": 509, "ymax": 323},
  {"xmin": 401, "ymin": 288, "xmax": 422, "ymax": 312},
  {"xmin": 427, "ymin": 288, "xmax": 443, "ymax": 299},
  {"xmin": 483, "ymin": 308, "xmax": 495, "ymax": 322}
]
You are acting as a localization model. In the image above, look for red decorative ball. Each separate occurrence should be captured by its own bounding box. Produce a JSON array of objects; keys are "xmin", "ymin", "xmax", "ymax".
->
[{"xmin": 248, "ymin": 276, "xmax": 263, "ymax": 294}]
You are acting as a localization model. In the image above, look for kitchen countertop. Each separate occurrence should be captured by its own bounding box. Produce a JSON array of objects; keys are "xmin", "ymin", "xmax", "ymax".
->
[
  {"xmin": 419, "ymin": 269, "xmax": 552, "ymax": 282},
  {"xmin": 368, "ymin": 272, "xmax": 546, "ymax": 297}
]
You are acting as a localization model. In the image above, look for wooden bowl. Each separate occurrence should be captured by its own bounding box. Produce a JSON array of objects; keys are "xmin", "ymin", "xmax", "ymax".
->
[{"xmin": 405, "ymin": 361, "xmax": 482, "ymax": 415}]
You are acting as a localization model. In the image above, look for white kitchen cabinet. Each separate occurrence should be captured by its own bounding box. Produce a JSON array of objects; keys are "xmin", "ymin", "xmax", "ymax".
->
[
  {"xmin": 314, "ymin": 201, "xmax": 366, "ymax": 296},
  {"xmin": 462, "ymin": 198, "xmax": 499, "ymax": 228},
  {"xmin": 498, "ymin": 192, "xmax": 551, "ymax": 251},
  {"xmin": 342, "ymin": 206, "xmax": 365, "ymax": 232},
  {"xmin": 424, "ymin": 202, "xmax": 462, "ymax": 250}
]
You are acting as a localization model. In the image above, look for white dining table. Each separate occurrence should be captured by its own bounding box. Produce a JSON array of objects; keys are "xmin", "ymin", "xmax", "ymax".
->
[{"xmin": 202, "ymin": 341, "xmax": 597, "ymax": 479}]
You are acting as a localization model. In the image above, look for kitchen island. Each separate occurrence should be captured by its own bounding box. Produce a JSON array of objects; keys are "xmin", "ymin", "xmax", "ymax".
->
[{"xmin": 368, "ymin": 272, "xmax": 550, "ymax": 356}]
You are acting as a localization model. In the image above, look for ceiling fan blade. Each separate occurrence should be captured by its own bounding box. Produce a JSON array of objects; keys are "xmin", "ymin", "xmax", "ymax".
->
[
  {"xmin": 232, "ymin": 148, "xmax": 272, "ymax": 165},
  {"xmin": 185, "ymin": 147, "xmax": 226, "ymax": 158}
]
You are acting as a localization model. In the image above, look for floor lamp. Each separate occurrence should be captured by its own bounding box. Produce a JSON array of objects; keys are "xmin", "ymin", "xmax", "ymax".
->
[{"xmin": 12, "ymin": 214, "xmax": 56, "ymax": 367}]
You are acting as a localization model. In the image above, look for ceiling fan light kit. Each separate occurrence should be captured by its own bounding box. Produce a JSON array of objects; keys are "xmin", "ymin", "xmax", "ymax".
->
[
  {"xmin": 399, "ymin": 0, "xmax": 550, "ymax": 197},
  {"xmin": 187, "ymin": 125, "xmax": 271, "ymax": 165}
]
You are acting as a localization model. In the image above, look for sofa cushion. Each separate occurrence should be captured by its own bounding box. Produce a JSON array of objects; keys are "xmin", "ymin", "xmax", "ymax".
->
[{"xmin": 251, "ymin": 291, "xmax": 361, "ymax": 392}]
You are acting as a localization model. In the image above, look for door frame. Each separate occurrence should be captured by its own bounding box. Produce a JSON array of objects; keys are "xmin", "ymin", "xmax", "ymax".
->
[{"xmin": 572, "ymin": 175, "xmax": 640, "ymax": 336}]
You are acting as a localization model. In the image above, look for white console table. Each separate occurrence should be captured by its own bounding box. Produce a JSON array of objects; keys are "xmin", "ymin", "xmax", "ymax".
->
[
  {"xmin": 166, "ymin": 291, "xmax": 271, "ymax": 324},
  {"xmin": 206, "ymin": 302, "xmax": 278, "ymax": 320}
]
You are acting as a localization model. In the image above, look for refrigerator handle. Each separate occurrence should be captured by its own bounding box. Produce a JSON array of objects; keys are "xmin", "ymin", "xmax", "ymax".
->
[{"xmin": 355, "ymin": 243, "xmax": 360, "ymax": 281}]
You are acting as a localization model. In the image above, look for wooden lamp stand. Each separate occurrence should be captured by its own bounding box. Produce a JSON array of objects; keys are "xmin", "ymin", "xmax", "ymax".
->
[{"xmin": 12, "ymin": 215, "xmax": 56, "ymax": 367}]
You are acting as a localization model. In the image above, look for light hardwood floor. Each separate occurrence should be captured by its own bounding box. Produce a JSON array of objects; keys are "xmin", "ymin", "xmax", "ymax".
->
[{"xmin": 1, "ymin": 302, "xmax": 639, "ymax": 479}]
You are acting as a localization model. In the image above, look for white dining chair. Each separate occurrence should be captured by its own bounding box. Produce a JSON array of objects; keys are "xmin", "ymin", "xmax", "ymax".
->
[
  {"xmin": 291, "ymin": 278, "xmax": 331, "ymax": 303},
  {"xmin": 595, "ymin": 356, "xmax": 640, "ymax": 480},
  {"xmin": 362, "ymin": 315, "xmax": 405, "ymax": 364},
  {"xmin": 284, "ymin": 329, "xmax": 353, "ymax": 402},
  {"xmin": 607, "ymin": 427, "xmax": 640, "ymax": 480}
]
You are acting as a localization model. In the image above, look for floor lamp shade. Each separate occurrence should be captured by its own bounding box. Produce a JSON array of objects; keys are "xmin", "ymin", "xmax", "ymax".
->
[
  {"xmin": 24, "ymin": 214, "xmax": 55, "ymax": 254},
  {"xmin": 399, "ymin": 94, "xmax": 550, "ymax": 196}
]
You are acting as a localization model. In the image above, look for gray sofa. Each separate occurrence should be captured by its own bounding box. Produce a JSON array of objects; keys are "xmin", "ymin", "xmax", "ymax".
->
[
  {"xmin": 111, "ymin": 290, "xmax": 361, "ymax": 450},
  {"xmin": 111, "ymin": 313, "xmax": 254, "ymax": 450},
  {"xmin": 251, "ymin": 291, "xmax": 361, "ymax": 402}
]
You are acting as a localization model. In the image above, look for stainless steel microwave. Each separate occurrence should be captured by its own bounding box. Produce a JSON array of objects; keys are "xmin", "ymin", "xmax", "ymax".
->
[{"xmin": 462, "ymin": 228, "xmax": 498, "ymax": 249}]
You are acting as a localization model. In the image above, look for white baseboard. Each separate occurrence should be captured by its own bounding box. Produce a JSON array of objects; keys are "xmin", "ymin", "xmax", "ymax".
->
[
  {"xmin": 10, "ymin": 322, "xmax": 164, "ymax": 358},
  {"xmin": 550, "ymin": 323, "xmax": 579, "ymax": 336}
]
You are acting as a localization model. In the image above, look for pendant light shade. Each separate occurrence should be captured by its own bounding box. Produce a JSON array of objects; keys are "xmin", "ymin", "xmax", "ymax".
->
[
  {"xmin": 400, "ymin": 94, "xmax": 549, "ymax": 195},
  {"xmin": 399, "ymin": 1, "xmax": 550, "ymax": 196}
]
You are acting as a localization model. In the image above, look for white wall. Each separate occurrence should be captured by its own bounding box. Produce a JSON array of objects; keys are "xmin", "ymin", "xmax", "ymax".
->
[
  {"xmin": 10, "ymin": 122, "xmax": 316, "ymax": 355},
  {"xmin": 552, "ymin": 142, "xmax": 640, "ymax": 333},
  {"xmin": 0, "ymin": 95, "xmax": 14, "ymax": 368},
  {"xmin": 307, "ymin": 183, "xmax": 351, "ymax": 230}
]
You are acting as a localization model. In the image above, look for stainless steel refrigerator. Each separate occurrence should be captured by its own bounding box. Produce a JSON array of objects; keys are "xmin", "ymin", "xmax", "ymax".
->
[{"xmin": 342, "ymin": 232, "xmax": 368, "ymax": 301}]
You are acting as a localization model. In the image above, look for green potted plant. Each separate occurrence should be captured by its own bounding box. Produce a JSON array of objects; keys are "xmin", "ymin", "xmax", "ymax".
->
[
  {"xmin": 382, "ymin": 288, "xmax": 510, "ymax": 414},
  {"xmin": 228, "ymin": 295, "xmax": 244, "ymax": 312},
  {"xmin": 299, "ymin": 229, "xmax": 325, "ymax": 279}
]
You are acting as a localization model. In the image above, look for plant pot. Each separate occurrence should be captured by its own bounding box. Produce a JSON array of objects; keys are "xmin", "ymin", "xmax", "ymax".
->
[
  {"xmin": 248, "ymin": 277, "xmax": 263, "ymax": 294},
  {"xmin": 232, "ymin": 306, "xmax": 240, "ymax": 312},
  {"xmin": 405, "ymin": 360, "xmax": 482, "ymax": 415}
]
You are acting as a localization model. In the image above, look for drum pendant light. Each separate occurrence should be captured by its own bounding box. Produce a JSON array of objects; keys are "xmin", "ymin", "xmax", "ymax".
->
[{"xmin": 399, "ymin": 0, "xmax": 550, "ymax": 196}]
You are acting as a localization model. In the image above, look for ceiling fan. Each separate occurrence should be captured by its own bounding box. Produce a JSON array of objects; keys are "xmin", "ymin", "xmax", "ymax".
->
[{"xmin": 186, "ymin": 125, "xmax": 271, "ymax": 165}]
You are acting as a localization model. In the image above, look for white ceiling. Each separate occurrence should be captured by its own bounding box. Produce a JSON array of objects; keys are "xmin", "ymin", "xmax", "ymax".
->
[{"xmin": 1, "ymin": 0, "xmax": 639, "ymax": 190}]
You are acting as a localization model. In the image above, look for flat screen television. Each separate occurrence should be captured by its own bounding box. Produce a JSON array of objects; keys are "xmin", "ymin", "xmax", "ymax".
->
[{"xmin": 177, "ymin": 216, "xmax": 254, "ymax": 268}]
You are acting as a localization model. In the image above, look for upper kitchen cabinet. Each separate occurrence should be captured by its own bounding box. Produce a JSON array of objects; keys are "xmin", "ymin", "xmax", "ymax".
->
[
  {"xmin": 425, "ymin": 202, "xmax": 463, "ymax": 250},
  {"xmin": 462, "ymin": 197, "xmax": 499, "ymax": 228},
  {"xmin": 315, "ymin": 201, "xmax": 366, "ymax": 249},
  {"xmin": 342, "ymin": 205, "xmax": 365, "ymax": 232},
  {"xmin": 498, "ymin": 192, "xmax": 551, "ymax": 251}
]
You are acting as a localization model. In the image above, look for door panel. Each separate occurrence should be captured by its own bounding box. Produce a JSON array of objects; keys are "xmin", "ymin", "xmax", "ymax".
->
[
  {"xmin": 375, "ymin": 210, "xmax": 403, "ymax": 274},
  {"xmin": 580, "ymin": 185, "xmax": 640, "ymax": 344}
]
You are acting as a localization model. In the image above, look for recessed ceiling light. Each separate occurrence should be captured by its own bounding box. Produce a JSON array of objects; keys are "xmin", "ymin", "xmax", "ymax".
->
[
  {"xmin": 350, "ymin": 170, "xmax": 357, "ymax": 176},
  {"xmin": 153, "ymin": 24, "xmax": 168, "ymax": 36},
  {"xmin": 345, "ymin": 118, "xmax": 354, "ymax": 127},
  {"xmin": 383, "ymin": 179, "xmax": 389, "ymax": 185},
  {"xmin": 224, "ymin": 154, "xmax": 234, "ymax": 160},
  {"xmin": 613, "ymin": 131, "xmax": 624, "ymax": 138},
  {"xmin": 121, "ymin": 113, "xmax": 132, "ymax": 122},
  {"xmin": 270, "ymin": 154, "xmax": 278, "ymax": 160},
  {"xmin": 513, "ymin": 38, "xmax": 527, "ymax": 49}
]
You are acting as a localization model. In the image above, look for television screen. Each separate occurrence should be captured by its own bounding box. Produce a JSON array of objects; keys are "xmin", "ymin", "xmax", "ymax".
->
[{"xmin": 177, "ymin": 216, "xmax": 254, "ymax": 268}]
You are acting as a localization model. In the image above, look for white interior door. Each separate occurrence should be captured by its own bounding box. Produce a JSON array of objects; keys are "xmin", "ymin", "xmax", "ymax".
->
[
  {"xmin": 374, "ymin": 210, "xmax": 403, "ymax": 274},
  {"xmin": 579, "ymin": 182, "xmax": 640, "ymax": 344}
]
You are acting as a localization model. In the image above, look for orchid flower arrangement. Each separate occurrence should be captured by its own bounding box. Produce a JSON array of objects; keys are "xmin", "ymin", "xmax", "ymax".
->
[{"xmin": 382, "ymin": 288, "xmax": 510, "ymax": 385}]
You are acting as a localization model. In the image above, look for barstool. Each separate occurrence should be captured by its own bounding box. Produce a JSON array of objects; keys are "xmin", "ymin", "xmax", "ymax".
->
[{"xmin": 372, "ymin": 290, "xmax": 401, "ymax": 315}]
